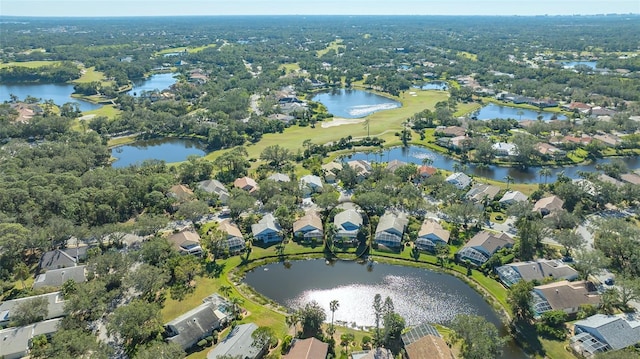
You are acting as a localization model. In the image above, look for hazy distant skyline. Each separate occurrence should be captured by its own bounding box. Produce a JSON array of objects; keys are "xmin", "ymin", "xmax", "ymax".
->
[{"xmin": 2, "ymin": 0, "xmax": 639, "ymax": 17}]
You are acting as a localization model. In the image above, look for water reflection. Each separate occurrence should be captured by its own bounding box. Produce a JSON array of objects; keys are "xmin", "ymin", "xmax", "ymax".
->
[{"xmin": 312, "ymin": 89, "xmax": 401, "ymax": 119}]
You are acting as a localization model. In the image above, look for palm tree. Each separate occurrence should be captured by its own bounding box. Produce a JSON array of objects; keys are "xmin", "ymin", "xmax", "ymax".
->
[
  {"xmin": 421, "ymin": 156, "xmax": 433, "ymax": 167},
  {"xmin": 517, "ymin": 109, "xmax": 524, "ymax": 121},
  {"xmin": 538, "ymin": 168, "xmax": 552, "ymax": 184},
  {"xmin": 286, "ymin": 312, "xmax": 300, "ymax": 333},
  {"xmin": 329, "ymin": 300, "xmax": 340, "ymax": 336},
  {"xmin": 220, "ymin": 285, "xmax": 232, "ymax": 298},
  {"xmin": 363, "ymin": 118, "xmax": 370, "ymax": 137},
  {"xmin": 230, "ymin": 296, "xmax": 244, "ymax": 318},
  {"xmin": 504, "ymin": 175, "xmax": 514, "ymax": 190}
]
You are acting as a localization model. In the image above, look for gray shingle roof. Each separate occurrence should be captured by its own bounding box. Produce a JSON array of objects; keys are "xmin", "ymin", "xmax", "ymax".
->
[
  {"xmin": 0, "ymin": 318, "xmax": 62, "ymax": 359},
  {"xmin": 33, "ymin": 265, "xmax": 86, "ymax": 289},
  {"xmin": 38, "ymin": 247, "xmax": 88, "ymax": 271},
  {"xmin": 207, "ymin": 323, "xmax": 263, "ymax": 359},
  {"xmin": 165, "ymin": 301, "xmax": 228, "ymax": 350},
  {"xmin": 574, "ymin": 313, "xmax": 640, "ymax": 350},
  {"xmin": 0, "ymin": 292, "xmax": 66, "ymax": 326},
  {"xmin": 251, "ymin": 213, "xmax": 282, "ymax": 236}
]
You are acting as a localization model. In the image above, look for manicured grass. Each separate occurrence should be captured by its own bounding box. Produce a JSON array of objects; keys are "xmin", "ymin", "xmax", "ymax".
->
[
  {"xmin": 155, "ymin": 44, "xmax": 216, "ymax": 56},
  {"xmin": 73, "ymin": 66, "xmax": 113, "ymax": 87},
  {"xmin": 107, "ymin": 135, "xmax": 137, "ymax": 147},
  {"xmin": 317, "ymin": 39, "xmax": 345, "ymax": 57},
  {"xmin": 457, "ymin": 51, "xmax": 478, "ymax": 61},
  {"xmin": 83, "ymin": 104, "xmax": 121, "ymax": 119},
  {"xmin": 279, "ymin": 63, "xmax": 301, "ymax": 73},
  {"xmin": 454, "ymin": 101, "xmax": 482, "ymax": 117},
  {"xmin": 539, "ymin": 338, "xmax": 575, "ymax": 359},
  {"xmin": 0, "ymin": 60, "xmax": 62, "ymax": 68}
]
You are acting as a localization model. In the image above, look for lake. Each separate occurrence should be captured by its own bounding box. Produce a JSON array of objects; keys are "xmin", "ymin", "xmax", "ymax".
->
[
  {"xmin": 244, "ymin": 259, "xmax": 525, "ymax": 358},
  {"xmin": 0, "ymin": 83, "xmax": 102, "ymax": 112},
  {"xmin": 127, "ymin": 73, "xmax": 178, "ymax": 97},
  {"xmin": 473, "ymin": 103, "xmax": 567, "ymax": 121},
  {"xmin": 415, "ymin": 81, "xmax": 448, "ymax": 90},
  {"xmin": 344, "ymin": 145, "xmax": 640, "ymax": 184},
  {"xmin": 312, "ymin": 89, "xmax": 401, "ymax": 118},
  {"xmin": 111, "ymin": 138, "xmax": 207, "ymax": 168},
  {"xmin": 562, "ymin": 61, "xmax": 598, "ymax": 69}
]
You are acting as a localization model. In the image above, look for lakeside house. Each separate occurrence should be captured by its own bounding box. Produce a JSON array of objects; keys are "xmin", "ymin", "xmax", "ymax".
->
[
  {"xmin": 300, "ymin": 174, "xmax": 323, "ymax": 195},
  {"xmin": 386, "ymin": 159, "xmax": 407, "ymax": 173},
  {"xmin": 570, "ymin": 313, "xmax": 640, "ymax": 358},
  {"xmin": 165, "ymin": 294, "xmax": 231, "ymax": 351},
  {"xmin": 0, "ymin": 318, "xmax": 63, "ymax": 359},
  {"xmin": 492, "ymin": 142, "xmax": 518, "ymax": 157},
  {"xmin": 206, "ymin": 323, "xmax": 265, "ymax": 359},
  {"xmin": 535, "ymin": 142, "xmax": 565, "ymax": 158},
  {"xmin": 416, "ymin": 165, "xmax": 437, "ymax": 182},
  {"xmin": 0, "ymin": 292, "xmax": 66, "ymax": 328},
  {"xmin": 499, "ymin": 190, "xmax": 528, "ymax": 206},
  {"xmin": 217, "ymin": 220, "xmax": 246, "ymax": 254},
  {"xmin": 465, "ymin": 183, "xmax": 501, "ymax": 204},
  {"xmin": 496, "ymin": 259, "xmax": 579, "ymax": 287},
  {"xmin": 283, "ymin": 337, "xmax": 329, "ymax": 359},
  {"xmin": 334, "ymin": 208, "xmax": 363, "ymax": 243},
  {"xmin": 347, "ymin": 160, "xmax": 373, "ymax": 182},
  {"xmin": 445, "ymin": 172, "xmax": 472, "ymax": 190},
  {"xmin": 435, "ymin": 125, "xmax": 466, "ymax": 137},
  {"xmin": 533, "ymin": 195, "xmax": 564, "ymax": 217},
  {"xmin": 33, "ymin": 265, "xmax": 87, "ymax": 289},
  {"xmin": 233, "ymin": 176, "xmax": 259, "ymax": 193},
  {"xmin": 415, "ymin": 219, "xmax": 450, "ymax": 252},
  {"xmin": 374, "ymin": 211, "xmax": 409, "ymax": 248},
  {"xmin": 532, "ymin": 280, "xmax": 600, "ymax": 316},
  {"xmin": 251, "ymin": 213, "xmax": 282, "ymax": 243},
  {"xmin": 402, "ymin": 323, "xmax": 455, "ymax": 359},
  {"xmin": 457, "ymin": 231, "xmax": 514, "ymax": 266},
  {"xmin": 168, "ymin": 230, "xmax": 203, "ymax": 256},
  {"xmin": 293, "ymin": 211, "xmax": 323, "ymax": 242},
  {"xmin": 620, "ymin": 173, "xmax": 640, "ymax": 186},
  {"xmin": 198, "ymin": 179, "xmax": 230, "ymax": 204},
  {"xmin": 321, "ymin": 162, "xmax": 343, "ymax": 183}
]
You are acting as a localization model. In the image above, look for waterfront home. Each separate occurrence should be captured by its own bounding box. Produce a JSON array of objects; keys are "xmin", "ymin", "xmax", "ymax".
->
[
  {"xmin": 415, "ymin": 219, "xmax": 450, "ymax": 252},
  {"xmin": 334, "ymin": 208, "xmax": 363, "ymax": 243},
  {"xmin": 492, "ymin": 142, "xmax": 518, "ymax": 157},
  {"xmin": 321, "ymin": 162, "xmax": 343, "ymax": 183},
  {"xmin": 402, "ymin": 323, "xmax": 455, "ymax": 359},
  {"xmin": 38, "ymin": 247, "xmax": 87, "ymax": 271},
  {"xmin": 535, "ymin": 142, "xmax": 565, "ymax": 158},
  {"xmin": 496, "ymin": 259, "xmax": 579, "ymax": 287},
  {"xmin": 445, "ymin": 172, "xmax": 472, "ymax": 190},
  {"xmin": 0, "ymin": 318, "xmax": 62, "ymax": 359},
  {"xmin": 416, "ymin": 165, "xmax": 437, "ymax": 181},
  {"xmin": 532, "ymin": 280, "xmax": 600, "ymax": 316},
  {"xmin": 351, "ymin": 348, "xmax": 394, "ymax": 359},
  {"xmin": 570, "ymin": 313, "xmax": 640, "ymax": 358},
  {"xmin": 206, "ymin": 323, "xmax": 265, "ymax": 359},
  {"xmin": 593, "ymin": 133, "xmax": 622, "ymax": 147},
  {"xmin": 284, "ymin": 337, "xmax": 329, "ymax": 359},
  {"xmin": 198, "ymin": 179, "xmax": 230, "ymax": 204},
  {"xmin": 533, "ymin": 195, "xmax": 564, "ymax": 217},
  {"xmin": 457, "ymin": 231, "xmax": 514, "ymax": 266},
  {"xmin": 168, "ymin": 184, "xmax": 195, "ymax": 202},
  {"xmin": 168, "ymin": 230, "xmax": 203, "ymax": 256},
  {"xmin": 374, "ymin": 211, "xmax": 409, "ymax": 248},
  {"xmin": 217, "ymin": 220, "xmax": 245, "ymax": 254},
  {"xmin": 563, "ymin": 102, "xmax": 593, "ymax": 115},
  {"xmin": 33, "ymin": 265, "xmax": 87, "ymax": 289},
  {"xmin": 435, "ymin": 125, "xmax": 466, "ymax": 137},
  {"xmin": 598, "ymin": 174, "xmax": 624, "ymax": 187},
  {"xmin": 233, "ymin": 176, "xmax": 259, "ymax": 193},
  {"xmin": 0, "ymin": 292, "xmax": 66, "ymax": 328},
  {"xmin": 498, "ymin": 190, "xmax": 528, "ymax": 206},
  {"xmin": 386, "ymin": 159, "xmax": 407, "ymax": 173},
  {"xmin": 620, "ymin": 173, "xmax": 640, "ymax": 186},
  {"xmin": 300, "ymin": 174, "xmax": 323, "ymax": 195},
  {"xmin": 267, "ymin": 173, "xmax": 291, "ymax": 183},
  {"xmin": 251, "ymin": 213, "xmax": 282, "ymax": 243},
  {"xmin": 347, "ymin": 160, "xmax": 373, "ymax": 181},
  {"xmin": 465, "ymin": 183, "xmax": 501, "ymax": 204},
  {"xmin": 165, "ymin": 295, "xmax": 231, "ymax": 351},
  {"xmin": 293, "ymin": 211, "xmax": 323, "ymax": 242}
]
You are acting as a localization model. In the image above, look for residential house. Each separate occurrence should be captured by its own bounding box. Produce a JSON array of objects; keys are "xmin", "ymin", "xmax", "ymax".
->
[
  {"xmin": 535, "ymin": 143, "xmax": 565, "ymax": 158},
  {"xmin": 416, "ymin": 165, "xmax": 437, "ymax": 182},
  {"xmin": 402, "ymin": 323, "xmax": 455, "ymax": 359},
  {"xmin": 620, "ymin": 173, "xmax": 640, "ymax": 186},
  {"xmin": 321, "ymin": 162, "xmax": 343, "ymax": 183},
  {"xmin": 350, "ymin": 348, "xmax": 394, "ymax": 359},
  {"xmin": 563, "ymin": 102, "xmax": 592, "ymax": 115},
  {"xmin": 347, "ymin": 160, "xmax": 372, "ymax": 181},
  {"xmin": 38, "ymin": 247, "xmax": 88, "ymax": 271},
  {"xmin": 416, "ymin": 219, "xmax": 450, "ymax": 252},
  {"xmin": 268, "ymin": 114, "xmax": 295, "ymax": 123},
  {"xmin": 283, "ymin": 337, "xmax": 329, "ymax": 359},
  {"xmin": 218, "ymin": 220, "xmax": 245, "ymax": 254},
  {"xmin": 165, "ymin": 297, "xmax": 231, "ymax": 351},
  {"xmin": 267, "ymin": 173, "xmax": 291, "ymax": 183},
  {"xmin": 593, "ymin": 134, "xmax": 622, "ymax": 147},
  {"xmin": 598, "ymin": 174, "xmax": 624, "ymax": 187},
  {"xmin": 293, "ymin": 211, "xmax": 323, "ymax": 242},
  {"xmin": 457, "ymin": 231, "xmax": 514, "ymax": 266},
  {"xmin": 570, "ymin": 313, "xmax": 640, "ymax": 358},
  {"xmin": 466, "ymin": 183, "xmax": 501, "ymax": 204},
  {"xmin": 449, "ymin": 135, "xmax": 471, "ymax": 150},
  {"xmin": 334, "ymin": 208, "xmax": 363, "ymax": 243},
  {"xmin": 33, "ymin": 265, "xmax": 87, "ymax": 289},
  {"xmin": 0, "ymin": 318, "xmax": 62, "ymax": 359},
  {"xmin": 533, "ymin": 195, "xmax": 564, "ymax": 216},
  {"xmin": 499, "ymin": 190, "xmax": 528, "ymax": 206},
  {"xmin": 532, "ymin": 280, "xmax": 600, "ymax": 316},
  {"xmin": 386, "ymin": 159, "xmax": 406, "ymax": 173},
  {"xmin": 496, "ymin": 259, "xmax": 579, "ymax": 288},
  {"xmin": 573, "ymin": 179, "xmax": 597, "ymax": 197},
  {"xmin": 251, "ymin": 214, "xmax": 282, "ymax": 243},
  {"xmin": 435, "ymin": 126, "xmax": 466, "ymax": 137},
  {"xmin": 198, "ymin": 179, "xmax": 230, "ymax": 204},
  {"xmin": 590, "ymin": 107, "xmax": 617, "ymax": 118},
  {"xmin": 206, "ymin": 323, "xmax": 265, "ymax": 359},
  {"xmin": 234, "ymin": 176, "xmax": 259, "ymax": 193},
  {"xmin": 561, "ymin": 135, "xmax": 592, "ymax": 147},
  {"xmin": 492, "ymin": 142, "xmax": 518, "ymax": 156},
  {"xmin": 0, "ymin": 292, "xmax": 66, "ymax": 328},
  {"xmin": 168, "ymin": 184, "xmax": 195, "ymax": 202},
  {"xmin": 168, "ymin": 231, "xmax": 203, "ymax": 256},
  {"xmin": 374, "ymin": 211, "xmax": 409, "ymax": 248},
  {"xmin": 445, "ymin": 172, "xmax": 472, "ymax": 189},
  {"xmin": 300, "ymin": 174, "xmax": 323, "ymax": 195}
]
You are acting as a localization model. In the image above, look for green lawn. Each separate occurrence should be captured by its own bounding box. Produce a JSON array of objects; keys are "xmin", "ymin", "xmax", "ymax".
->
[
  {"xmin": 0, "ymin": 60, "xmax": 62, "ymax": 68},
  {"xmin": 83, "ymin": 104, "xmax": 122, "ymax": 119},
  {"xmin": 317, "ymin": 39, "xmax": 346, "ymax": 57},
  {"xmin": 279, "ymin": 63, "xmax": 301, "ymax": 73},
  {"xmin": 155, "ymin": 44, "xmax": 216, "ymax": 56},
  {"xmin": 73, "ymin": 66, "xmax": 113, "ymax": 87}
]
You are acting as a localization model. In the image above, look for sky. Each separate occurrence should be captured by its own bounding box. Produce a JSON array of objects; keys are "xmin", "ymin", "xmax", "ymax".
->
[{"xmin": 1, "ymin": 0, "xmax": 639, "ymax": 17}]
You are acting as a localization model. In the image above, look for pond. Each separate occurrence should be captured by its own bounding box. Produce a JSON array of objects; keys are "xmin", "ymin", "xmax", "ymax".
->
[
  {"xmin": 414, "ymin": 81, "xmax": 448, "ymax": 90},
  {"xmin": 127, "ymin": 73, "xmax": 178, "ymax": 97},
  {"xmin": 312, "ymin": 89, "xmax": 401, "ymax": 119},
  {"xmin": 244, "ymin": 259, "xmax": 526, "ymax": 358},
  {"xmin": 344, "ymin": 145, "xmax": 640, "ymax": 184},
  {"xmin": 473, "ymin": 103, "xmax": 567, "ymax": 121},
  {"xmin": 111, "ymin": 138, "xmax": 207, "ymax": 168},
  {"xmin": 0, "ymin": 83, "xmax": 102, "ymax": 112},
  {"xmin": 562, "ymin": 61, "xmax": 598, "ymax": 69}
]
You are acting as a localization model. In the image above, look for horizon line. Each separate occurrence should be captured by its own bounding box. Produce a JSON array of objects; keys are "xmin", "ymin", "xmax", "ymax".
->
[{"xmin": 1, "ymin": 13, "xmax": 639, "ymax": 18}]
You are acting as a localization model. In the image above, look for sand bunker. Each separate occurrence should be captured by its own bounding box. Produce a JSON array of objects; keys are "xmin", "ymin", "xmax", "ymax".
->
[{"xmin": 321, "ymin": 117, "xmax": 366, "ymax": 128}]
